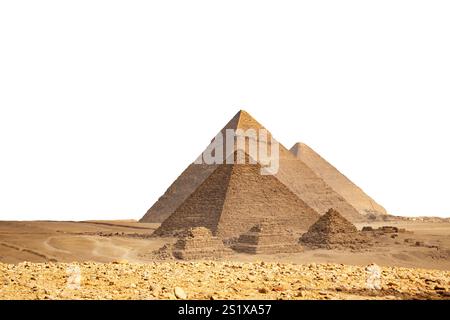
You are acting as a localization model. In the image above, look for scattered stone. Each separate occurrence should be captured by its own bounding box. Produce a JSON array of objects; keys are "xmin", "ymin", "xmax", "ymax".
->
[
  {"xmin": 149, "ymin": 284, "xmax": 161, "ymax": 296},
  {"xmin": 112, "ymin": 259, "xmax": 128, "ymax": 264},
  {"xmin": 258, "ymin": 288, "xmax": 269, "ymax": 294},
  {"xmin": 365, "ymin": 263, "xmax": 382, "ymax": 290},
  {"xmin": 379, "ymin": 226, "xmax": 399, "ymax": 233},
  {"xmin": 408, "ymin": 240, "xmax": 440, "ymax": 249},
  {"xmin": 272, "ymin": 286, "xmax": 285, "ymax": 292},
  {"xmin": 0, "ymin": 261, "xmax": 449, "ymax": 300},
  {"xmin": 363, "ymin": 226, "xmax": 411, "ymax": 237},
  {"xmin": 174, "ymin": 287, "xmax": 187, "ymax": 299},
  {"xmin": 151, "ymin": 244, "xmax": 175, "ymax": 260}
]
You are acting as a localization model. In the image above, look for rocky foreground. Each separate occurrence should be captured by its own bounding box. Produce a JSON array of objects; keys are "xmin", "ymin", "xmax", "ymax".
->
[{"xmin": 0, "ymin": 261, "xmax": 449, "ymax": 300}]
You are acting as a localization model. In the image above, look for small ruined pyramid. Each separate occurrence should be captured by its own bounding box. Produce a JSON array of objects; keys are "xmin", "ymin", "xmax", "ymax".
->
[
  {"xmin": 142, "ymin": 110, "xmax": 366, "ymax": 224},
  {"xmin": 153, "ymin": 153, "xmax": 320, "ymax": 239},
  {"xmin": 290, "ymin": 143, "xmax": 387, "ymax": 218},
  {"xmin": 172, "ymin": 227, "xmax": 231, "ymax": 260},
  {"xmin": 300, "ymin": 208, "xmax": 371, "ymax": 249},
  {"xmin": 233, "ymin": 218, "xmax": 302, "ymax": 254}
]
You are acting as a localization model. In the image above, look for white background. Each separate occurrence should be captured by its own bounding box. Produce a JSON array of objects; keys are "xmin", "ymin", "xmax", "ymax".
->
[{"xmin": 0, "ymin": 1, "xmax": 449, "ymax": 220}]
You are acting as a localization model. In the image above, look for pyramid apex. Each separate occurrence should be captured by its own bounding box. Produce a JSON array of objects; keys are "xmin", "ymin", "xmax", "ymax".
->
[
  {"xmin": 291, "ymin": 142, "xmax": 310, "ymax": 149},
  {"xmin": 221, "ymin": 109, "xmax": 264, "ymax": 132},
  {"xmin": 235, "ymin": 109, "xmax": 255, "ymax": 121},
  {"xmin": 324, "ymin": 208, "xmax": 343, "ymax": 217},
  {"xmin": 290, "ymin": 142, "xmax": 309, "ymax": 157}
]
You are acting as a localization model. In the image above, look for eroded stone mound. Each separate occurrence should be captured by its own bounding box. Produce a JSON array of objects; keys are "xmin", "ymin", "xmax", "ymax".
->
[
  {"xmin": 172, "ymin": 227, "xmax": 231, "ymax": 260},
  {"xmin": 300, "ymin": 208, "xmax": 372, "ymax": 250},
  {"xmin": 233, "ymin": 218, "xmax": 302, "ymax": 254},
  {"xmin": 152, "ymin": 243, "xmax": 176, "ymax": 260}
]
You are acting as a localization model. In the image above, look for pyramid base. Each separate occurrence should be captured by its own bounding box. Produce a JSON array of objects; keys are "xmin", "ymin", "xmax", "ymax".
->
[
  {"xmin": 233, "ymin": 243, "xmax": 303, "ymax": 255},
  {"xmin": 300, "ymin": 232, "xmax": 373, "ymax": 250},
  {"xmin": 173, "ymin": 248, "xmax": 231, "ymax": 260}
]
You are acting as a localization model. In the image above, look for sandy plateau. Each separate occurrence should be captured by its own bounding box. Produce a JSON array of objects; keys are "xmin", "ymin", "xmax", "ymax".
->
[{"xmin": 0, "ymin": 219, "xmax": 449, "ymax": 300}]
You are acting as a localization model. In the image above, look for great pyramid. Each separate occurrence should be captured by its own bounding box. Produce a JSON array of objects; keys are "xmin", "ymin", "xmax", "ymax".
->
[
  {"xmin": 232, "ymin": 218, "xmax": 302, "ymax": 254},
  {"xmin": 141, "ymin": 110, "xmax": 367, "ymax": 225},
  {"xmin": 290, "ymin": 143, "xmax": 387, "ymax": 218},
  {"xmin": 153, "ymin": 154, "xmax": 320, "ymax": 239},
  {"xmin": 300, "ymin": 208, "xmax": 372, "ymax": 249}
]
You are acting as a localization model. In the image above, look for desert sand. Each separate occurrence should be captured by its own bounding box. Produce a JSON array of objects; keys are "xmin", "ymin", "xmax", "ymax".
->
[
  {"xmin": 0, "ymin": 218, "xmax": 449, "ymax": 301},
  {"xmin": 2, "ymin": 218, "xmax": 450, "ymax": 268},
  {"xmin": 0, "ymin": 219, "xmax": 448, "ymax": 270}
]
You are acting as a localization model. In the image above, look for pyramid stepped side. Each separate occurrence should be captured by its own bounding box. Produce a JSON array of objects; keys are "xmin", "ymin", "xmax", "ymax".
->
[
  {"xmin": 153, "ymin": 164, "xmax": 233, "ymax": 236},
  {"xmin": 300, "ymin": 208, "xmax": 371, "ymax": 249},
  {"xmin": 153, "ymin": 155, "xmax": 320, "ymax": 239},
  {"xmin": 140, "ymin": 163, "xmax": 217, "ymax": 223},
  {"xmin": 233, "ymin": 219, "xmax": 302, "ymax": 254},
  {"xmin": 172, "ymin": 227, "xmax": 230, "ymax": 260},
  {"xmin": 290, "ymin": 143, "xmax": 387, "ymax": 217},
  {"xmin": 215, "ymin": 162, "xmax": 320, "ymax": 238}
]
